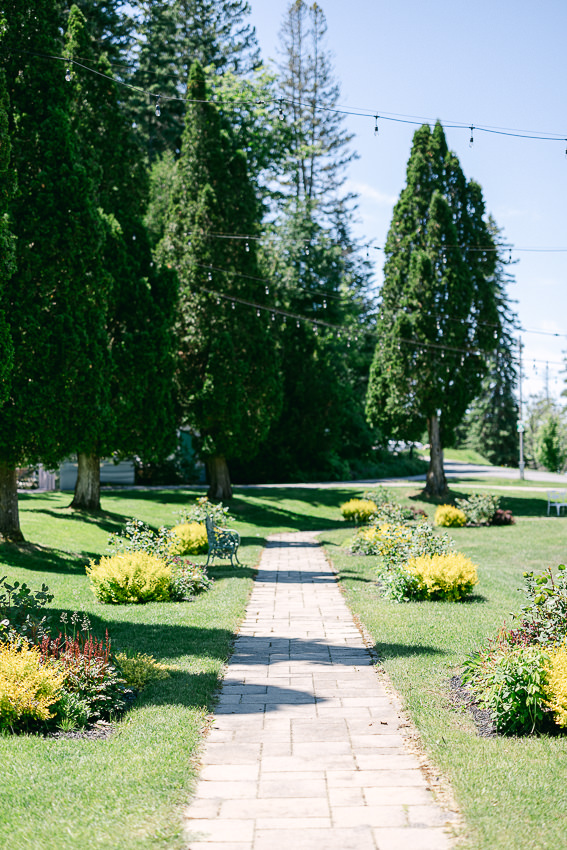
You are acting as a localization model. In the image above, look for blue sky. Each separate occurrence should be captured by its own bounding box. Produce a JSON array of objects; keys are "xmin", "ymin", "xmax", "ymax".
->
[{"xmin": 248, "ymin": 0, "xmax": 567, "ymax": 403}]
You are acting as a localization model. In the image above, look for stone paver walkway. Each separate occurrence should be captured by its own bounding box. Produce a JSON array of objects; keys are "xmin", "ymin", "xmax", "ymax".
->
[{"xmin": 184, "ymin": 532, "xmax": 458, "ymax": 850}]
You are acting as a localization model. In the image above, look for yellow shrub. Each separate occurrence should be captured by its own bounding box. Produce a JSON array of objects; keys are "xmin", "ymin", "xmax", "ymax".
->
[
  {"xmin": 169, "ymin": 522, "xmax": 208, "ymax": 556},
  {"xmin": 340, "ymin": 499, "xmax": 378, "ymax": 524},
  {"xmin": 544, "ymin": 645, "xmax": 567, "ymax": 728},
  {"xmin": 87, "ymin": 551, "xmax": 172, "ymax": 604},
  {"xmin": 115, "ymin": 652, "xmax": 170, "ymax": 691},
  {"xmin": 0, "ymin": 642, "xmax": 64, "ymax": 729},
  {"xmin": 434, "ymin": 504, "xmax": 467, "ymax": 528},
  {"xmin": 407, "ymin": 552, "xmax": 478, "ymax": 600}
]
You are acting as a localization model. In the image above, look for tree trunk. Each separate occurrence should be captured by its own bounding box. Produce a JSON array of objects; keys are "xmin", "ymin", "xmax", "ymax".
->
[
  {"xmin": 70, "ymin": 452, "xmax": 101, "ymax": 511},
  {"xmin": 425, "ymin": 414, "xmax": 448, "ymax": 497},
  {"xmin": 0, "ymin": 461, "xmax": 24, "ymax": 541},
  {"xmin": 207, "ymin": 456, "xmax": 233, "ymax": 501}
]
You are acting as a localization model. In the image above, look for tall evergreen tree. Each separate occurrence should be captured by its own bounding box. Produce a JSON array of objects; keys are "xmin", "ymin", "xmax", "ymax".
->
[
  {"xmin": 0, "ymin": 61, "xmax": 15, "ymax": 408},
  {"xmin": 366, "ymin": 122, "xmax": 503, "ymax": 497},
  {"xmin": 158, "ymin": 61, "xmax": 282, "ymax": 499},
  {"xmin": 64, "ymin": 4, "xmax": 177, "ymax": 510},
  {"xmin": 0, "ymin": 0, "xmax": 106, "ymax": 538},
  {"xmin": 244, "ymin": 0, "xmax": 375, "ymax": 481},
  {"xmin": 453, "ymin": 221, "xmax": 519, "ymax": 466},
  {"xmin": 126, "ymin": 0, "xmax": 260, "ymax": 161}
]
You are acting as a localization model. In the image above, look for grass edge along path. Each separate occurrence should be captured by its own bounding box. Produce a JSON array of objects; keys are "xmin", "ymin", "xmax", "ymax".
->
[{"xmin": 321, "ymin": 484, "xmax": 567, "ymax": 850}]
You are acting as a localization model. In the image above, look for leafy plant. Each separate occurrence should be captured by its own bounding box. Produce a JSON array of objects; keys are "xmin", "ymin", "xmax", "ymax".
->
[
  {"xmin": 87, "ymin": 552, "xmax": 172, "ymax": 604},
  {"xmin": 544, "ymin": 645, "xmax": 567, "ymax": 728},
  {"xmin": 40, "ymin": 629, "xmax": 127, "ymax": 722},
  {"xmin": 464, "ymin": 644, "xmax": 550, "ymax": 735},
  {"xmin": 512, "ymin": 565, "xmax": 567, "ymax": 646},
  {"xmin": 406, "ymin": 552, "xmax": 478, "ymax": 601},
  {"xmin": 361, "ymin": 487, "xmax": 392, "ymax": 505},
  {"xmin": 492, "ymin": 508, "xmax": 515, "ymax": 526},
  {"xmin": 372, "ymin": 501, "xmax": 415, "ymax": 525},
  {"xmin": 0, "ymin": 576, "xmax": 53, "ymax": 645},
  {"xmin": 115, "ymin": 651, "xmax": 170, "ymax": 691},
  {"xmin": 169, "ymin": 559, "xmax": 213, "ymax": 600},
  {"xmin": 434, "ymin": 504, "xmax": 466, "ymax": 528},
  {"xmin": 455, "ymin": 493, "xmax": 500, "ymax": 526},
  {"xmin": 340, "ymin": 498, "xmax": 377, "ymax": 524},
  {"xmin": 0, "ymin": 642, "xmax": 64, "ymax": 731},
  {"xmin": 107, "ymin": 519, "xmax": 175, "ymax": 561},
  {"xmin": 169, "ymin": 522, "xmax": 208, "ymax": 556},
  {"xmin": 177, "ymin": 496, "xmax": 232, "ymax": 527}
]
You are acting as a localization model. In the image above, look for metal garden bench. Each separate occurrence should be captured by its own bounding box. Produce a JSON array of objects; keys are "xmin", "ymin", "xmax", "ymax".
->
[
  {"xmin": 204, "ymin": 514, "xmax": 241, "ymax": 566},
  {"xmin": 547, "ymin": 489, "xmax": 567, "ymax": 516}
]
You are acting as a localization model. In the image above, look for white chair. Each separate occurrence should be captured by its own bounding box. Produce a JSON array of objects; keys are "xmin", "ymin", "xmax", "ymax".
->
[{"xmin": 547, "ymin": 490, "xmax": 567, "ymax": 516}]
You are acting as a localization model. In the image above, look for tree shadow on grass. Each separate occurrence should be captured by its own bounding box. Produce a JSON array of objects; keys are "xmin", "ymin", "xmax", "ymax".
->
[
  {"xmin": 31, "ymin": 507, "xmax": 129, "ymax": 536},
  {"xmin": 0, "ymin": 541, "xmax": 96, "ymax": 575},
  {"xmin": 374, "ymin": 642, "xmax": 448, "ymax": 660}
]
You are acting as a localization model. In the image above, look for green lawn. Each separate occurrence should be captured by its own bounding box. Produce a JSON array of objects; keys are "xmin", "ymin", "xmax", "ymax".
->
[
  {"xmin": 321, "ymin": 484, "xmax": 567, "ymax": 850},
  {"xmin": 2, "ymin": 483, "xmax": 566, "ymax": 849},
  {"xmin": 0, "ymin": 487, "xmax": 352, "ymax": 850}
]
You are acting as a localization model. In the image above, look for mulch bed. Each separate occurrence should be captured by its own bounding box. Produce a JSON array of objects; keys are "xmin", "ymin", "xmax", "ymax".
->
[{"xmin": 449, "ymin": 675, "xmax": 496, "ymax": 737}]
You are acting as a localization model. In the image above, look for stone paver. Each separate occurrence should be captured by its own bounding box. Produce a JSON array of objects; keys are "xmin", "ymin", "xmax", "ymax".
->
[{"xmin": 184, "ymin": 532, "xmax": 458, "ymax": 849}]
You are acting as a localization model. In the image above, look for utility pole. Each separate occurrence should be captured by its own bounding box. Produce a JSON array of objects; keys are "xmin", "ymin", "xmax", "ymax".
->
[{"xmin": 518, "ymin": 337, "xmax": 525, "ymax": 480}]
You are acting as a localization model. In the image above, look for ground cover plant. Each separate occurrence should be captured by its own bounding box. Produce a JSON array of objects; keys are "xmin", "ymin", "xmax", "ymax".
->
[
  {"xmin": 322, "ymin": 483, "xmax": 567, "ymax": 850},
  {"xmin": 0, "ymin": 485, "xmax": 350, "ymax": 850}
]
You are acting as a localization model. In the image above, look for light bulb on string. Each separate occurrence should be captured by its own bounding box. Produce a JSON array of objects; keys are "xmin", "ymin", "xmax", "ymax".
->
[
  {"xmin": 231, "ymin": 301, "xmax": 235, "ymax": 310},
  {"xmin": 155, "ymin": 96, "xmax": 161, "ymax": 117},
  {"xmin": 374, "ymin": 115, "xmax": 379, "ymax": 136},
  {"xmin": 265, "ymin": 285, "xmax": 269, "ymax": 295},
  {"xmin": 216, "ymin": 297, "xmax": 220, "ymax": 305},
  {"xmin": 508, "ymin": 248, "xmax": 512, "ymax": 263},
  {"xmin": 271, "ymin": 313, "xmax": 276, "ymax": 322},
  {"xmin": 314, "ymin": 325, "xmax": 318, "ymax": 335},
  {"xmin": 278, "ymin": 99, "xmax": 285, "ymax": 121},
  {"xmin": 65, "ymin": 67, "xmax": 72, "ymax": 82},
  {"xmin": 469, "ymin": 125, "xmax": 474, "ymax": 147},
  {"xmin": 245, "ymin": 241, "xmax": 250, "ymax": 252},
  {"xmin": 256, "ymin": 308, "xmax": 261, "ymax": 317},
  {"xmin": 323, "ymin": 299, "xmax": 327, "ymax": 309},
  {"xmin": 305, "ymin": 243, "xmax": 310, "ymax": 256},
  {"xmin": 208, "ymin": 271, "xmax": 212, "ymax": 281},
  {"xmin": 296, "ymin": 320, "xmax": 300, "ymax": 328}
]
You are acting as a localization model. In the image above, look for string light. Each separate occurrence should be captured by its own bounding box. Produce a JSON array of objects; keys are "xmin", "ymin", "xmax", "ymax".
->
[
  {"xmin": 65, "ymin": 67, "xmax": 72, "ymax": 82},
  {"xmin": 245, "ymin": 241, "xmax": 250, "ymax": 252},
  {"xmin": 23, "ymin": 52, "xmax": 567, "ymax": 150},
  {"xmin": 374, "ymin": 115, "xmax": 379, "ymax": 136},
  {"xmin": 469, "ymin": 125, "xmax": 474, "ymax": 147},
  {"xmin": 155, "ymin": 95, "xmax": 161, "ymax": 117}
]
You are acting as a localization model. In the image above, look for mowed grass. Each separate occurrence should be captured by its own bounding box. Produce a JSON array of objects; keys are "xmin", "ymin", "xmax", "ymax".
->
[
  {"xmin": 321, "ymin": 484, "xmax": 567, "ymax": 850},
  {"xmin": 0, "ymin": 487, "xmax": 348, "ymax": 850}
]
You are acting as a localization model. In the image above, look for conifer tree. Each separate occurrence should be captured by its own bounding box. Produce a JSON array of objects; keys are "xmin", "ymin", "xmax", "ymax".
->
[
  {"xmin": 246, "ymin": 0, "xmax": 375, "ymax": 481},
  {"xmin": 0, "ymin": 62, "xmax": 15, "ymax": 408},
  {"xmin": 127, "ymin": 0, "xmax": 260, "ymax": 161},
  {"xmin": 64, "ymin": 4, "xmax": 177, "ymax": 510},
  {"xmin": 366, "ymin": 122, "xmax": 503, "ymax": 497},
  {"xmin": 0, "ymin": 0, "xmax": 106, "ymax": 538},
  {"xmin": 158, "ymin": 61, "xmax": 282, "ymax": 499}
]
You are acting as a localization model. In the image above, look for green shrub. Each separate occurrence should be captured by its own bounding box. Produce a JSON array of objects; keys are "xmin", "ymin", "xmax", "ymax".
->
[
  {"xmin": 434, "ymin": 504, "xmax": 466, "ymax": 527},
  {"xmin": 87, "ymin": 552, "xmax": 172, "ymax": 604},
  {"xmin": 511, "ymin": 565, "xmax": 567, "ymax": 646},
  {"xmin": 361, "ymin": 487, "xmax": 392, "ymax": 506},
  {"xmin": 352, "ymin": 521, "xmax": 455, "ymax": 568},
  {"xmin": 53, "ymin": 691, "xmax": 92, "ymax": 730},
  {"xmin": 372, "ymin": 501, "xmax": 415, "ymax": 525},
  {"xmin": 0, "ymin": 576, "xmax": 53, "ymax": 645},
  {"xmin": 107, "ymin": 519, "xmax": 175, "ymax": 561},
  {"xmin": 455, "ymin": 493, "xmax": 500, "ymax": 526},
  {"xmin": 407, "ymin": 552, "xmax": 478, "ymax": 600},
  {"xmin": 465, "ymin": 645, "xmax": 550, "ymax": 735},
  {"xmin": 178, "ymin": 496, "xmax": 232, "ymax": 526},
  {"xmin": 0, "ymin": 642, "xmax": 64, "ymax": 730},
  {"xmin": 169, "ymin": 522, "xmax": 208, "ymax": 556},
  {"xmin": 169, "ymin": 559, "xmax": 213, "ymax": 600},
  {"xmin": 115, "ymin": 651, "xmax": 170, "ymax": 691},
  {"xmin": 543, "ymin": 645, "xmax": 567, "ymax": 728},
  {"xmin": 340, "ymin": 499, "xmax": 377, "ymax": 524}
]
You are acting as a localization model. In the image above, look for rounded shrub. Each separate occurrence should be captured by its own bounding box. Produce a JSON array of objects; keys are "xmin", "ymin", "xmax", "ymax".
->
[
  {"xmin": 169, "ymin": 522, "xmax": 208, "ymax": 556},
  {"xmin": 340, "ymin": 499, "xmax": 377, "ymax": 524},
  {"xmin": 544, "ymin": 645, "xmax": 567, "ymax": 728},
  {"xmin": 434, "ymin": 504, "xmax": 466, "ymax": 528},
  {"xmin": 406, "ymin": 551, "xmax": 479, "ymax": 600},
  {"xmin": 0, "ymin": 642, "xmax": 64, "ymax": 730},
  {"xmin": 87, "ymin": 551, "xmax": 172, "ymax": 604}
]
